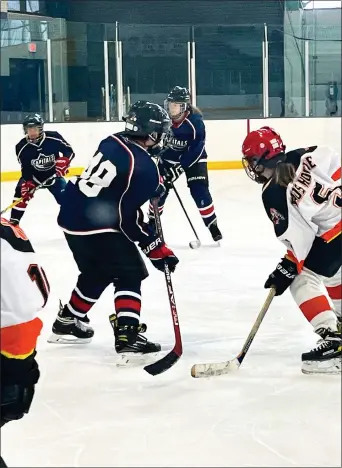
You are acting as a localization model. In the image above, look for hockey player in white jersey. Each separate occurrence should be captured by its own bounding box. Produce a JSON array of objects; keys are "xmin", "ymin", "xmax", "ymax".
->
[
  {"xmin": 0, "ymin": 217, "xmax": 50, "ymax": 467},
  {"xmin": 241, "ymin": 126, "xmax": 341, "ymax": 375}
]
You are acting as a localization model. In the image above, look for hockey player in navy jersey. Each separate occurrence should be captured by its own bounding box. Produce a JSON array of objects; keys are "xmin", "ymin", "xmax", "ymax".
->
[
  {"xmin": 148, "ymin": 86, "xmax": 222, "ymax": 242},
  {"xmin": 10, "ymin": 114, "xmax": 74, "ymax": 225},
  {"xmin": 49, "ymin": 101, "xmax": 179, "ymax": 356}
]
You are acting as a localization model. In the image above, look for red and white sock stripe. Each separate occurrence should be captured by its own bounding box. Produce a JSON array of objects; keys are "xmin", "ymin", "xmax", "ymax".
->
[
  {"xmin": 199, "ymin": 203, "xmax": 215, "ymax": 219},
  {"xmin": 114, "ymin": 290, "xmax": 141, "ymax": 323},
  {"xmin": 67, "ymin": 287, "xmax": 97, "ymax": 318}
]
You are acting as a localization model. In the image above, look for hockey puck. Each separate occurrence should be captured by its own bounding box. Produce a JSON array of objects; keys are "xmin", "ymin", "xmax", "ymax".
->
[{"xmin": 189, "ymin": 240, "xmax": 201, "ymax": 249}]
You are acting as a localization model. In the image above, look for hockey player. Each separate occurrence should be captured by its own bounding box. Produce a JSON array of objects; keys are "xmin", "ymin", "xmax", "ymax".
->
[
  {"xmin": 49, "ymin": 101, "xmax": 179, "ymax": 357},
  {"xmin": 1, "ymin": 218, "xmax": 50, "ymax": 467},
  {"xmin": 10, "ymin": 114, "xmax": 75, "ymax": 225},
  {"xmin": 148, "ymin": 86, "xmax": 222, "ymax": 242},
  {"xmin": 241, "ymin": 126, "xmax": 341, "ymax": 374}
]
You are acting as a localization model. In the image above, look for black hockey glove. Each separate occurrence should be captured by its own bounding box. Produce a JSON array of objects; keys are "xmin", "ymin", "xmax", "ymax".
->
[
  {"xmin": 162, "ymin": 164, "xmax": 184, "ymax": 189},
  {"xmin": 0, "ymin": 357, "xmax": 40, "ymax": 425},
  {"xmin": 140, "ymin": 236, "xmax": 179, "ymax": 273},
  {"xmin": 264, "ymin": 257, "xmax": 298, "ymax": 296}
]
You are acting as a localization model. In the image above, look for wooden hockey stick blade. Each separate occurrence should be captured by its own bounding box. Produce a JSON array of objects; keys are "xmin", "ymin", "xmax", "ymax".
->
[
  {"xmin": 144, "ymin": 348, "xmax": 182, "ymax": 376},
  {"xmin": 191, "ymin": 288, "xmax": 276, "ymax": 378}
]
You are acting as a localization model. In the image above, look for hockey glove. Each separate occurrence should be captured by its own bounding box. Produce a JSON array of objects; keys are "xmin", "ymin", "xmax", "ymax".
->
[
  {"xmin": 154, "ymin": 176, "xmax": 167, "ymax": 199},
  {"xmin": 162, "ymin": 164, "xmax": 184, "ymax": 189},
  {"xmin": 55, "ymin": 156, "xmax": 70, "ymax": 177},
  {"xmin": 0, "ymin": 356, "xmax": 40, "ymax": 425},
  {"xmin": 264, "ymin": 257, "xmax": 298, "ymax": 296},
  {"xmin": 140, "ymin": 236, "xmax": 179, "ymax": 273},
  {"xmin": 21, "ymin": 180, "xmax": 36, "ymax": 201}
]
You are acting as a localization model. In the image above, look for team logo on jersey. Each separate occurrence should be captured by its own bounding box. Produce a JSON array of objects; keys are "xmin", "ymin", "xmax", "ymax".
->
[
  {"xmin": 31, "ymin": 154, "xmax": 55, "ymax": 171},
  {"xmin": 270, "ymin": 208, "xmax": 285, "ymax": 225},
  {"xmin": 169, "ymin": 137, "xmax": 188, "ymax": 151}
]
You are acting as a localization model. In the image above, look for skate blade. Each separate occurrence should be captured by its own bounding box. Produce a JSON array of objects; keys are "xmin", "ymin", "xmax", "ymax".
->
[
  {"xmin": 302, "ymin": 357, "xmax": 341, "ymax": 375},
  {"xmin": 47, "ymin": 333, "xmax": 92, "ymax": 345},
  {"xmin": 116, "ymin": 352, "xmax": 160, "ymax": 368}
]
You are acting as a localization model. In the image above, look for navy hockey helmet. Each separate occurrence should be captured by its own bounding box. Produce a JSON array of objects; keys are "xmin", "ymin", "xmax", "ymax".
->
[
  {"xmin": 165, "ymin": 86, "xmax": 191, "ymax": 118},
  {"xmin": 23, "ymin": 113, "xmax": 44, "ymax": 142},
  {"xmin": 124, "ymin": 100, "xmax": 171, "ymax": 145}
]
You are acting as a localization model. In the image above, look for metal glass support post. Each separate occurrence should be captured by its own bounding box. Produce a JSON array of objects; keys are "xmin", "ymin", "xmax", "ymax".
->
[
  {"xmin": 187, "ymin": 42, "xmax": 191, "ymax": 92},
  {"xmin": 304, "ymin": 40, "xmax": 310, "ymax": 117},
  {"xmin": 190, "ymin": 41, "xmax": 197, "ymax": 106},
  {"xmin": 115, "ymin": 40, "xmax": 124, "ymax": 120},
  {"xmin": 103, "ymin": 41, "xmax": 110, "ymax": 121},
  {"xmin": 46, "ymin": 39, "xmax": 53, "ymax": 122},
  {"xmin": 262, "ymin": 23, "xmax": 269, "ymax": 118}
]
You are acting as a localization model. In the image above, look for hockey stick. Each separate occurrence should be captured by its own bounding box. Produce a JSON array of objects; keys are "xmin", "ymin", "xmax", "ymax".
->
[
  {"xmin": 1, "ymin": 175, "xmax": 56, "ymax": 215},
  {"xmin": 171, "ymin": 182, "xmax": 201, "ymax": 249},
  {"xmin": 191, "ymin": 287, "xmax": 276, "ymax": 378},
  {"xmin": 144, "ymin": 197, "xmax": 183, "ymax": 376}
]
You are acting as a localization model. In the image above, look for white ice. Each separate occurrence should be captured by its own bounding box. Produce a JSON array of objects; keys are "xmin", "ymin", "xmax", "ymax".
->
[{"xmin": 1, "ymin": 171, "xmax": 341, "ymax": 467}]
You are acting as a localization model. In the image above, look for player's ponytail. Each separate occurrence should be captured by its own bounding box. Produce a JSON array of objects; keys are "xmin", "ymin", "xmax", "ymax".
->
[
  {"xmin": 274, "ymin": 161, "xmax": 296, "ymax": 187},
  {"xmin": 189, "ymin": 105, "xmax": 203, "ymax": 116}
]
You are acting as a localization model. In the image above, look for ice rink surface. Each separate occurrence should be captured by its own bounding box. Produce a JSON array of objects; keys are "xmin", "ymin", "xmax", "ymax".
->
[{"xmin": 1, "ymin": 171, "xmax": 341, "ymax": 467}]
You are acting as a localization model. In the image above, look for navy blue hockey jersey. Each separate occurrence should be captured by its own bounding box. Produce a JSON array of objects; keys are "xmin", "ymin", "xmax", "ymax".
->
[
  {"xmin": 16, "ymin": 131, "xmax": 74, "ymax": 184},
  {"xmin": 161, "ymin": 111, "xmax": 207, "ymax": 169},
  {"xmin": 57, "ymin": 133, "xmax": 161, "ymax": 244}
]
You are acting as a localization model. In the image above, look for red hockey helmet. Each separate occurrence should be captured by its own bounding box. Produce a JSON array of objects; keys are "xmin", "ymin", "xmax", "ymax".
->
[{"xmin": 242, "ymin": 126, "xmax": 286, "ymax": 183}]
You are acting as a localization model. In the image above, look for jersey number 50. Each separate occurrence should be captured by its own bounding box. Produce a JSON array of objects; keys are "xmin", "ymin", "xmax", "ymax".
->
[{"xmin": 78, "ymin": 152, "xmax": 117, "ymax": 197}]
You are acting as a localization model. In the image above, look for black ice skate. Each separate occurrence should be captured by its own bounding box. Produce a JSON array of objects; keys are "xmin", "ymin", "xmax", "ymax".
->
[
  {"xmin": 302, "ymin": 327, "xmax": 341, "ymax": 375},
  {"xmin": 48, "ymin": 301, "xmax": 94, "ymax": 344},
  {"xmin": 109, "ymin": 313, "xmax": 161, "ymax": 365},
  {"xmin": 208, "ymin": 221, "xmax": 222, "ymax": 242}
]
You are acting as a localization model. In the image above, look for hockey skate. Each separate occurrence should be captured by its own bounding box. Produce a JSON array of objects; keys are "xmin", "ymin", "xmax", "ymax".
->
[
  {"xmin": 109, "ymin": 313, "xmax": 161, "ymax": 366},
  {"xmin": 302, "ymin": 327, "xmax": 341, "ymax": 375},
  {"xmin": 48, "ymin": 301, "xmax": 94, "ymax": 344},
  {"xmin": 208, "ymin": 221, "xmax": 222, "ymax": 243}
]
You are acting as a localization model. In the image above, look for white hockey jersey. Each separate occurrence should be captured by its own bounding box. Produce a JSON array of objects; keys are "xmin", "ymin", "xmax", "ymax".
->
[
  {"xmin": 0, "ymin": 218, "xmax": 49, "ymax": 359},
  {"xmin": 262, "ymin": 146, "xmax": 341, "ymax": 268}
]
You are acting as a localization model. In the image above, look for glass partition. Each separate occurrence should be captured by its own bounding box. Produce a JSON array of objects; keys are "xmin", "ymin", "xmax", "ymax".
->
[
  {"xmin": 119, "ymin": 24, "xmax": 190, "ymax": 108},
  {"xmin": 194, "ymin": 25, "xmax": 264, "ymax": 119},
  {"xmin": 308, "ymin": 38, "xmax": 341, "ymax": 117},
  {"xmin": 1, "ymin": 9, "xmax": 341, "ymax": 123}
]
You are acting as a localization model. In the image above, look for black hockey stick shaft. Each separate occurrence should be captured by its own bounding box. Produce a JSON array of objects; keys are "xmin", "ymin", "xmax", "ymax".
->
[
  {"xmin": 236, "ymin": 287, "xmax": 276, "ymax": 365},
  {"xmin": 171, "ymin": 183, "xmax": 200, "ymax": 242},
  {"xmin": 144, "ymin": 197, "xmax": 183, "ymax": 376}
]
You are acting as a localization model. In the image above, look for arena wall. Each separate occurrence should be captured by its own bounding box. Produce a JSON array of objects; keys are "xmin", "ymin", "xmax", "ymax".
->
[{"xmin": 1, "ymin": 118, "xmax": 341, "ymax": 181}]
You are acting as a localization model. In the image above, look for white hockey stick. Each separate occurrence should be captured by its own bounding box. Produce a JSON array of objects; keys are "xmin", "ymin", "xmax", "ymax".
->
[{"xmin": 191, "ymin": 288, "xmax": 276, "ymax": 378}]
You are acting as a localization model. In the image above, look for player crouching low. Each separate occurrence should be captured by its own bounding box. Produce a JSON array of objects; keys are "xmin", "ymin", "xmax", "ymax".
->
[
  {"xmin": 48, "ymin": 101, "xmax": 178, "ymax": 360},
  {"xmin": 242, "ymin": 126, "xmax": 341, "ymax": 375}
]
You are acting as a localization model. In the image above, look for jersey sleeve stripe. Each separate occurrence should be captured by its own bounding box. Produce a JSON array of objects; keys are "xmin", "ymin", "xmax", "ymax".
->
[
  {"xmin": 331, "ymin": 167, "xmax": 341, "ymax": 181},
  {"xmin": 111, "ymin": 135, "xmax": 135, "ymax": 242},
  {"xmin": 0, "ymin": 317, "xmax": 43, "ymax": 360},
  {"xmin": 321, "ymin": 220, "xmax": 341, "ymax": 243},
  {"xmin": 185, "ymin": 118, "xmax": 196, "ymax": 139}
]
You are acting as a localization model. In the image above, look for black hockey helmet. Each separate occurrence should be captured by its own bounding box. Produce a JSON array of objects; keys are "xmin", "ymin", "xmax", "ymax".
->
[
  {"xmin": 165, "ymin": 86, "xmax": 191, "ymax": 118},
  {"xmin": 23, "ymin": 113, "xmax": 44, "ymax": 142},
  {"xmin": 124, "ymin": 100, "xmax": 171, "ymax": 145}
]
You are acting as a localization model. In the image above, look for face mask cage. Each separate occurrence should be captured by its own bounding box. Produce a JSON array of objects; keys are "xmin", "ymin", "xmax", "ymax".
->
[
  {"xmin": 164, "ymin": 100, "xmax": 187, "ymax": 119},
  {"xmin": 24, "ymin": 124, "xmax": 44, "ymax": 142},
  {"xmin": 242, "ymin": 156, "xmax": 267, "ymax": 184}
]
